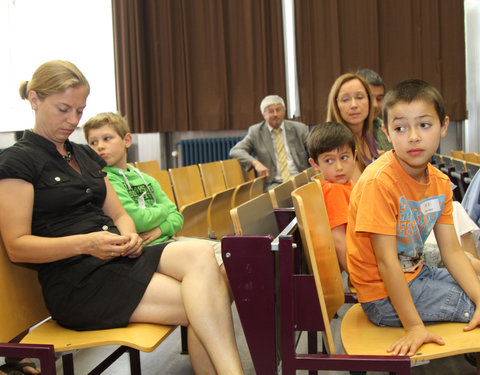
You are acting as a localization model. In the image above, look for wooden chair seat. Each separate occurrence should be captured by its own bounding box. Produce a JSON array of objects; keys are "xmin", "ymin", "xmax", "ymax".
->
[
  {"xmin": 342, "ymin": 304, "xmax": 480, "ymax": 361},
  {"xmin": 22, "ymin": 319, "xmax": 175, "ymax": 353}
]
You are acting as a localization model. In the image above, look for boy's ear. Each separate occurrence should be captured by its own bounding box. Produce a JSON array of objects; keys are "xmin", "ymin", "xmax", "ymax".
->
[
  {"xmin": 382, "ymin": 123, "xmax": 393, "ymax": 143},
  {"xmin": 123, "ymin": 133, "xmax": 133, "ymax": 149},
  {"xmin": 308, "ymin": 157, "xmax": 321, "ymax": 172},
  {"xmin": 440, "ymin": 116, "xmax": 450, "ymax": 138}
]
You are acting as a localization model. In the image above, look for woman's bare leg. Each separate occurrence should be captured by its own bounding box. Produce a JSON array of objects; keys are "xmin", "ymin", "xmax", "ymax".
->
[{"xmin": 129, "ymin": 241, "xmax": 243, "ymax": 375}]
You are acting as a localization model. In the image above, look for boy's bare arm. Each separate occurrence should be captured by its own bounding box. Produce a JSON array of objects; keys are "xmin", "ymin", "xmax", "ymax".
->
[
  {"xmin": 435, "ymin": 223, "xmax": 480, "ymax": 330},
  {"xmin": 331, "ymin": 225, "xmax": 347, "ymax": 271},
  {"xmin": 371, "ymin": 233, "xmax": 445, "ymax": 356}
]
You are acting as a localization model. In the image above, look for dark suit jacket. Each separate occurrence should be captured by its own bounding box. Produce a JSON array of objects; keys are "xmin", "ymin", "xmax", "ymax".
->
[{"xmin": 229, "ymin": 120, "xmax": 309, "ymax": 188}]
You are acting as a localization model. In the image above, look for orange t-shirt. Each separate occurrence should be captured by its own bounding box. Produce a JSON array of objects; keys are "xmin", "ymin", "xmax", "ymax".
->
[
  {"xmin": 346, "ymin": 151, "xmax": 453, "ymax": 303},
  {"xmin": 321, "ymin": 180, "xmax": 354, "ymax": 229}
]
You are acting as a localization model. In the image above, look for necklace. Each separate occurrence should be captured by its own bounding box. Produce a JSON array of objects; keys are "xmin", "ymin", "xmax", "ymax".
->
[
  {"xmin": 63, "ymin": 152, "xmax": 73, "ymax": 162},
  {"xmin": 62, "ymin": 142, "xmax": 73, "ymax": 162}
]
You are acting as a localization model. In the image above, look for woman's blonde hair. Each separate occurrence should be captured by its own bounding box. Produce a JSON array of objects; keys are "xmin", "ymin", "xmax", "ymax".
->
[
  {"xmin": 326, "ymin": 73, "xmax": 375, "ymax": 171},
  {"xmin": 19, "ymin": 60, "xmax": 90, "ymax": 101}
]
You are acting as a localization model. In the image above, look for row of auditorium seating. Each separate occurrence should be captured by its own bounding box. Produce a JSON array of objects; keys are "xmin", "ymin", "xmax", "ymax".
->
[
  {"xmin": 134, "ymin": 158, "xmax": 318, "ymax": 240},
  {"xmin": 431, "ymin": 152, "xmax": 480, "ymax": 201}
]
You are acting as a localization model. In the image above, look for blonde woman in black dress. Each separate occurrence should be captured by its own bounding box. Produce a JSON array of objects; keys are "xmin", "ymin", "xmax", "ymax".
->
[{"xmin": 0, "ymin": 60, "xmax": 244, "ymax": 375}]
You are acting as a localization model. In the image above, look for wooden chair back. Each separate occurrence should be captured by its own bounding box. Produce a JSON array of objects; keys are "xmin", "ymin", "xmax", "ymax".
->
[
  {"xmin": 292, "ymin": 170, "xmax": 309, "ymax": 188},
  {"xmin": 311, "ymin": 173, "xmax": 324, "ymax": 182},
  {"xmin": 230, "ymin": 193, "xmax": 279, "ymax": 236},
  {"xmin": 249, "ymin": 176, "xmax": 266, "ymax": 200},
  {"xmin": 0, "ymin": 239, "xmax": 50, "ymax": 343},
  {"xmin": 304, "ymin": 166, "xmax": 317, "ymax": 180},
  {"xmin": 169, "ymin": 165, "xmax": 206, "ymax": 208},
  {"xmin": 291, "ymin": 182, "xmax": 344, "ymax": 354},
  {"xmin": 198, "ymin": 161, "xmax": 227, "ymax": 196},
  {"xmin": 466, "ymin": 161, "xmax": 480, "ymax": 180},
  {"xmin": 243, "ymin": 168, "xmax": 256, "ymax": 181},
  {"xmin": 220, "ymin": 159, "xmax": 245, "ymax": 188},
  {"xmin": 451, "ymin": 149, "xmax": 465, "ymax": 160},
  {"xmin": 464, "ymin": 152, "xmax": 480, "ymax": 164},
  {"xmin": 231, "ymin": 180, "xmax": 253, "ymax": 208},
  {"xmin": 135, "ymin": 161, "xmax": 176, "ymax": 204},
  {"xmin": 269, "ymin": 179, "xmax": 295, "ymax": 208}
]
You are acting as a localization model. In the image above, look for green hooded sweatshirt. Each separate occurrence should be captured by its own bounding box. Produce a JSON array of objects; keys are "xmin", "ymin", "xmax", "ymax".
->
[{"xmin": 104, "ymin": 165, "xmax": 183, "ymax": 245}]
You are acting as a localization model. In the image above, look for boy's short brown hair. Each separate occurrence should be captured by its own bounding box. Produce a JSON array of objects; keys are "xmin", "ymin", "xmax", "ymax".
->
[
  {"xmin": 83, "ymin": 112, "xmax": 130, "ymax": 140},
  {"xmin": 382, "ymin": 79, "xmax": 446, "ymax": 128},
  {"xmin": 307, "ymin": 121, "xmax": 356, "ymax": 163}
]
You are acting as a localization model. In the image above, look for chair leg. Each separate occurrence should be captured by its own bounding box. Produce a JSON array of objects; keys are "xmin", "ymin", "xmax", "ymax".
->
[
  {"xmin": 62, "ymin": 352, "xmax": 75, "ymax": 375},
  {"xmin": 128, "ymin": 348, "xmax": 141, "ymax": 375},
  {"xmin": 180, "ymin": 326, "xmax": 189, "ymax": 354}
]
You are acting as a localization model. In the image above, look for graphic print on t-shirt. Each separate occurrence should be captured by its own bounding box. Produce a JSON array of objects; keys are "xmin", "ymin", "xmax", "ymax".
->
[{"xmin": 396, "ymin": 195, "xmax": 445, "ymax": 270}]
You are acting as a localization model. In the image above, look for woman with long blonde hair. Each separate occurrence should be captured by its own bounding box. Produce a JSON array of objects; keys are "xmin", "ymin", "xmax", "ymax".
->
[{"xmin": 327, "ymin": 73, "xmax": 379, "ymax": 180}]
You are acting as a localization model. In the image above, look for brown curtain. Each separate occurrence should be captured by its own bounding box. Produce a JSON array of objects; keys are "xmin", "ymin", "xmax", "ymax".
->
[
  {"xmin": 112, "ymin": 0, "xmax": 286, "ymax": 133},
  {"xmin": 295, "ymin": 0, "xmax": 466, "ymax": 124}
]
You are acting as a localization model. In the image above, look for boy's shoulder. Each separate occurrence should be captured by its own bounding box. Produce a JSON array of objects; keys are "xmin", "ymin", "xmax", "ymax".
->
[{"xmin": 321, "ymin": 180, "xmax": 355, "ymax": 203}]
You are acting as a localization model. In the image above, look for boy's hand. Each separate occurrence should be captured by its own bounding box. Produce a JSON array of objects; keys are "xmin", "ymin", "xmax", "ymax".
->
[
  {"xmin": 388, "ymin": 325, "xmax": 444, "ymax": 356},
  {"xmin": 139, "ymin": 227, "xmax": 162, "ymax": 245},
  {"xmin": 463, "ymin": 309, "xmax": 480, "ymax": 332}
]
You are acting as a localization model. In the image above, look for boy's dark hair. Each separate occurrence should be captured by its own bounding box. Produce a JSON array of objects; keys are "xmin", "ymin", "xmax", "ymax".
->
[
  {"xmin": 307, "ymin": 121, "xmax": 356, "ymax": 163},
  {"xmin": 382, "ymin": 79, "xmax": 446, "ymax": 127},
  {"xmin": 356, "ymin": 68, "xmax": 385, "ymax": 90}
]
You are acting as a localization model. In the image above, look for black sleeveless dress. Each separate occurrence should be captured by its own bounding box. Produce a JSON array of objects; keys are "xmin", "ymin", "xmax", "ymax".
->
[{"xmin": 0, "ymin": 131, "xmax": 166, "ymax": 330}]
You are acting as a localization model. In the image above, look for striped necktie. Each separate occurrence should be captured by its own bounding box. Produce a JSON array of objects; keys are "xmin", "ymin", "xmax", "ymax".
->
[{"xmin": 274, "ymin": 128, "xmax": 290, "ymax": 181}]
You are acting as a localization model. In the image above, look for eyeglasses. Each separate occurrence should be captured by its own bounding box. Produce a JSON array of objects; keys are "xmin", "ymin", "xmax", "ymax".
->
[
  {"xmin": 264, "ymin": 107, "xmax": 285, "ymax": 115},
  {"xmin": 336, "ymin": 93, "xmax": 367, "ymax": 105}
]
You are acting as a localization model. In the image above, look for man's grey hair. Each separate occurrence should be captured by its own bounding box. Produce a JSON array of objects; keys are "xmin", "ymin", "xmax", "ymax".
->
[
  {"xmin": 260, "ymin": 95, "xmax": 285, "ymax": 114},
  {"xmin": 356, "ymin": 69, "xmax": 385, "ymax": 89}
]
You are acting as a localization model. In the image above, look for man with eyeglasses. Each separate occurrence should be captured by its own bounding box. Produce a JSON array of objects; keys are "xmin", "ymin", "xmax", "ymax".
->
[
  {"xmin": 356, "ymin": 68, "xmax": 393, "ymax": 151},
  {"xmin": 230, "ymin": 95, "xmax": 309, "ymax": 191}
]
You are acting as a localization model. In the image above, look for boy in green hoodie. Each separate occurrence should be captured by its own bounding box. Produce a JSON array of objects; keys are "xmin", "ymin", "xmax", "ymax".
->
[{"xmin": 83, "ymin": 112, "xmax": 183, "ymax": 247}]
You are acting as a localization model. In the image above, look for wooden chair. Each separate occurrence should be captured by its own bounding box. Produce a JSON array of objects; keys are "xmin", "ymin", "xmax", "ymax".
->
[
  {"xmin": 220, "ymin": 159, "xmax": 246, "ymax": 188},
  {"xmin": 230, "ymin": 193, "xmax": 279, "ymax": 236},
  {"xmin": 465, "ymin": 161, "xmax": 480, "ymax": 184},
  {"xmin": 198, "ymin": 161, "xmax": 227, "ymax": 196},
  {"xmin": 292, "ymin": 170, "xmax": 309, "ymax": 188},
  {"xmin": 290, "ymin": 181, "xmax": 480, "ymax": 374},
  {"xmin": 269, "ymin": 178, "xmax": 295, "ymax": 208},
  {"xmin": 170, "ymin": 165, "xmax": 235, "ymax": 238},
  {"xmin": 463, "ymin": 152, "xmax": 480, "ymax": 164},
  {"xmin": 249, "ymin": 175, "xmax": 266, "ymax": 199},
  {"xmin": 451, "ymin": 158, "xmax": 469, "ymax": 199},
  {"xmin": 451, "ymin": 150, "xmax": 465, "ymax": 160},
  {"xmin": 0, "ymin": 237, "xmax": 175, "ymax": 375},
  {"xmin": 310, "ymin": 173, "xmax": 323, "ymax": 183},
  {"xmin": 304, "ymin": 166, "xmax": 317, "ymax": 180},
  {"xmin": 135, "ymin": 160, "xmax": 176, "ymax": 204}
]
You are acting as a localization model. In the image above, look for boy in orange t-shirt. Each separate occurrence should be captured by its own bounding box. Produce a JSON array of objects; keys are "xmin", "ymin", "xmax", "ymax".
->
[
  {"xmin": 346, "ymin": 79, "xmax": 480, "ymax": 358},
  {"xmin": 307, "ymin": 121, "xmax": 356, "ymax": 271}
]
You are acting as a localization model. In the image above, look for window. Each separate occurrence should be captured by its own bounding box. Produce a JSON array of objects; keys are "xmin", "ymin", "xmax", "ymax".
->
[{"xmin": 0, "ymin": 0, "xmax": 117, "ymax": 133}]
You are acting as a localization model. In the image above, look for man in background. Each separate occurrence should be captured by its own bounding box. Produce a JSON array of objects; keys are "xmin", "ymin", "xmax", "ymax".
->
[
  {"xmin": 356, "ymin": 68, "xmax": 393, "ymax": 151},
  {"xmin": 230, "ymin": 95, "xmax": 309, "ymax": 190}
]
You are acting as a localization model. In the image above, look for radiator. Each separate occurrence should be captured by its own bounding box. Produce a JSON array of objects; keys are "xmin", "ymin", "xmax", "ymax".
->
[{"xmin": 176, "ymin": 137, "xmax": 244, "ymax": 166}]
